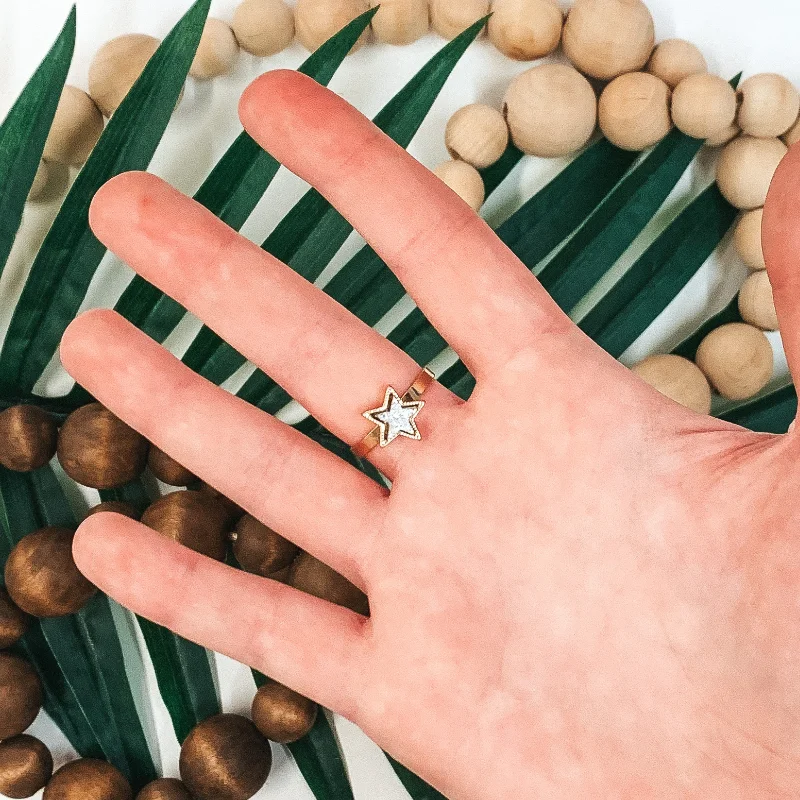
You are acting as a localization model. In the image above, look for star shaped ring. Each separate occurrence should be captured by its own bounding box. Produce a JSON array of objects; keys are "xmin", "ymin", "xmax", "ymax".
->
[{"xmin": 351, "ymin": 368, "xmax": 435, "ymax": 459}]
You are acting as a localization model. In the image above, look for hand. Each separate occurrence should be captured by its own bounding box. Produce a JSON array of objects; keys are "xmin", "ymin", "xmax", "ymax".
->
[{"xmin": 61, "ymin": 70, "xmax": 800, "ymax": 800}]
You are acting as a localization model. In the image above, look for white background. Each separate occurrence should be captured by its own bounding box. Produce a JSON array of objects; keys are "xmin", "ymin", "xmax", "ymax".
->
[{"xmin": 0, "ymin": 0, "xmax": 798, "ymax": 798}]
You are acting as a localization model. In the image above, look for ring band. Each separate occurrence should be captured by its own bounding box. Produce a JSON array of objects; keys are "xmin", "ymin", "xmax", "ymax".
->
[{"xmin": 351, "ymin": 368, "xmax": 435, "ymax": 459}]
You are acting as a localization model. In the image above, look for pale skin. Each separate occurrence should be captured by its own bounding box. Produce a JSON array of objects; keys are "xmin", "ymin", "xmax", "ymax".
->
[{"xmin": 59, "ymin": 70, "xmax": 800, "ymax": 799}]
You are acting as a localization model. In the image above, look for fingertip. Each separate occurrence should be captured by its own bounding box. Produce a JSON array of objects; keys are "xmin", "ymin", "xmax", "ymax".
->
[
  {"xmin": 59, "ymin": 308, "xmax": 125, "ymax": 379},
  {"xmin": 73, "ymin": 512, "xmax": 134, "ymax": 584},
  {"xmin": 239, "ymin": 69, "xmax": 313, "ymax": 130}
]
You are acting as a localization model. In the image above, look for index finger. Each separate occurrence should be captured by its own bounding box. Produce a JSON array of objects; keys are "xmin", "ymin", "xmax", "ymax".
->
[{"xmin": 238, "ymin": 70, "xmax": 572, "ymax": 379}]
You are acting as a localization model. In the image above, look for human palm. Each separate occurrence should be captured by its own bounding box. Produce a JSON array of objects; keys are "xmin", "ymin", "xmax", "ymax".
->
[{"xmin": 61, "ymin": 70, "xmax": 800, "ymax": 799}]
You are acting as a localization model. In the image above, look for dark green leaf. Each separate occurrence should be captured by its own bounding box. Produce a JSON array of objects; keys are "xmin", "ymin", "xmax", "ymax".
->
[
  {"xmin": 479, "ymin": 141, "xmax": 523, "ymax": 196},
  {"xmin": 719, "ymin": 385, "xmax": 797, "ymax": 434},
  {"xmin": 0, "ymin": 0, "xmax": 212, "ymax": 395},
  {"xmin": 186, "ymin": 18, "xmax": 489, "ymax": 390},
  {"xmin": 101, "ymin": 483, "xmax": 220, "ymax": 743},
  {"xmin": 0, "ymin": 8, "xmax": 75, "ymax": 277},
  {"xmin": 671, "ymin": 297, "xmax": 742, "ymax": 360},
  {"xmin": 111, "ymin": 8, "xmax": 378, "ymax": 348},
  {"xmin": 579, "ymin": 184, "xmax": 738, "ymax": 359},
  {"xmin": 386, "ymin": 755, "xmax": 447, "ymax": 800}
]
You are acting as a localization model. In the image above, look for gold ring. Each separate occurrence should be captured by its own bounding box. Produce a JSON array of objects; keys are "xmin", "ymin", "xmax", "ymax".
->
[{"xmin": 351, "ymin": 368, "xmax": 435, "ymax": 459}]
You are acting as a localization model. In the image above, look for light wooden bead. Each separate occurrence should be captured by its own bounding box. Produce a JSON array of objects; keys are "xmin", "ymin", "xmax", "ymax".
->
[
  {"xmin": 43, "ymin": 86, "xmax": 104, "ymax": 167},
  {"xmin": 598, "ymin": 72, "xmax": 672, "ymax": 151},
  {"xmin": 27, "ymin": 162, "xmax": 51, "ymax": 203},
  {"xmin": 705, "ymin": 121, "xmax": 740, "ymax": 148},
  {"xmin": 646, "ymin": 38, "xmax": 707, "ymax": 88},
  {"xmin": 232, "ymin": 0, "xmax": 295, "ymax": 56},
  {"xmin": 631, "ymin": 355, "xmax": 712, "ymax": 415},
  {"xmin": 739, "ymin": 271, "xmax": 779, "ymax": 331},
  {"xmin": 445, "ymin": 104, "xmax": 508, "ymax": 169},
  {"xmin": 370, "ymin": 0, "xmax": 429, "ymax": 45},
  {"xmin": 716, "ymin": 136, "xmax": 787, "ymax": 211},
  {"xmin": 695, "ymin": 322, "xmax": 773, "ymax": 401},
  {"xmin": 89, "ymin": 34, "xmax": 161, "ymax": 118},
  {"xmin": 783, "ymin": 113, "xmax": 800, "ymax": 147},
  {"xmin": 563, "ymin": 0, "xmax": 654, "ymax": 81},
  {"xmin": 504, "ymin": 63, "xmax": 596, "ymax": 157},
  {"xmin": 671, "ymin": 74, "xmax": 737, "ymax": 141},
  {"xmin": 190, "ymin": 19, "xmax": 239, "ymax": 80},
  {"xmin": 737, "ymin": 73, "xmax": 800, "ymax": 139},
  {"xmin": 488, "ymin": 0, "xmax": 562, "ymax": 61},
  {"xmin": 430, "ymin": 0, "xmax": 489, "ymax": 40},
  {"xmin": 433, "ymin": 160, "xmax": 485, "ymax": 211},
  {"xmin": 294, "ymin": 0, "xmax": 370, "ymax": 52},
  {"xmin": 734, "ymin": 208, "xmax": 766, "ymax": 271}
]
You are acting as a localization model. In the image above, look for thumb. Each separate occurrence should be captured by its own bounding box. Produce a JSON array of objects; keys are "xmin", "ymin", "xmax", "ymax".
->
[{"xmin": 763, "ymin": 142, "xmax": 800, "ymax": 387}]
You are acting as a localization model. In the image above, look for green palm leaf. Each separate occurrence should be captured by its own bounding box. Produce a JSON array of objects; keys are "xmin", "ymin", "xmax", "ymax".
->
[
  {"xmin": 719, "ymin": 385, "xmax": 796, "ymax": 433},
  {"xmin": 0, "ymin": 8, "xmax": 75, "ymax": 277},
  {"xmin": 387, "ymin": 756, "xmax": 447, "ymax": 800},
  {"xmin": 0, "ymin": 0, "xmax": 212, "ymax": 396}
]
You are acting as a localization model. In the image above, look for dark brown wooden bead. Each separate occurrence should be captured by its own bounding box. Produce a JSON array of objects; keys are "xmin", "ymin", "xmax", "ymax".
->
[
  {"xmin": 44, "ymin": 759, "xmax": 132, "ymax": 800},
  {"xmin": 180, "ymin": 714, "xmax": 271, "ymax": 800},
  {"xmin": 0, "ymin": 405, "xmax": 58, "ymax": 472},
  {"xmin": 290, "ymin": 553, "xmax": 369, "ymax": 616},
  {"xmin": 0, "ymin": 587, "xmax": 31, "ymax": 648},
  {"xmin": 4, "ymin": 527, "xmax": 97, "ymax": 617},
  {"xmin": 85, "ymin": 501, "xmax": 139, "ymax": 520},
  {"xmin": 147, "ymin": 447, "xmax": 197, "ymax": 487},
  {"xmin": 57, "ymin": 403, "xmax": 149, "ymax": 489},
  {"xmin": 141, "ymin": 491, "xmax": 230, "ymax": 561},
  {"xmin": 135, "ymin": 777, "xmax": 193, "ymax": 800},
  {"xmin": 233, "ymin": 515, "xmax": 298, "ymax": 577},
  {"xmin": 0, "ymin": 735, "xmax": 53, "ymax": 799},
  {"xmin": 0, "ymin": 652, "xmax": 43, "ymax": 739},
  {"xmin": 198, "ymin": 482, "xmax": 244, "ymax": 524},
  {"xmin": 267, "ymin": 564, "xmax": 292, "ymax": 584},
  {"xmin": 252, "ymin": 680, "xmax": 318, "ymax": 744}
]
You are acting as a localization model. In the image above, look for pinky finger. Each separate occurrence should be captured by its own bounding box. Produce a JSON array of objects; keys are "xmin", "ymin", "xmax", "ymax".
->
[{"xmin": 73, "ymin": 514, "xmax": 370, "ymax": 721}]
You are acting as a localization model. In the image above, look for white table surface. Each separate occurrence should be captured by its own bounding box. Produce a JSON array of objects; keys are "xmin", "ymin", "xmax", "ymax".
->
[{"xmin": 0, "ymin": 0, "xmax": 797, "ymax": 798}]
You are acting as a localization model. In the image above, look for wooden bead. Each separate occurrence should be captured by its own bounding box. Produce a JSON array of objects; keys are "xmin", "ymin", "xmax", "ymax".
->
[
  {"xmin": 705, "ymin": 121, "xmax": 740, "ymax": 148},
  {"xmin": 233, "ymin": 0, "xmax": 295, "ymax": 56},
  {"xmin": 147, "ymin": 446, "xmax": 196, "ymax": 486},
  {"xmin": 233, "ymin": 515, "xmax": 299, "ymax": 577},
  {"xmin": 599, "ymin": 72, "xmax": 672, "ymax": 151},
  {"xmin": 89, "ymin": 34, "xmax": 161, "ymax": 118},
  {"xmin": 445, "ymin": 104, "xmax": 508, "ymax": 169},
  {"xmin": 141, "ymin": 491, "xmax": 230, "ymax": 561},
  {"xmin": 252, "ymin": 680, "xmax": 318, "ymax": 744},
  {"xmin": 86, "ymin": 500, "xmax": 139, "ymax": 520},
  {"xmin": 0, "ymin": 405, "xmax": 58, "ymax": 472},
  {"xmin": 44, "ymin": 759, "xmax": 132, "ymax": 800},
  {"xmin": 0, "ymin": 587, "xmax": 31, "ymax": 649},
  {"xmin": 190, "ymin": 19, "xmax": 240, "ymax": 80},
  {"xmin": 27, "ymin": 161, "xmax": 52, "ymax": 203},
  {"xmin": 0, "ymin": 653, "xmax": 42, "ymax": 740},
  {"xmin": 430, "ymin": 0, "xmax": 489, "ymax": 40},
  {"xmin": 488, "ymin": 0, "xmax": 562, "ymax": 61},
  {"xmin": 0, "ymin": 735, "xmax": 53, "ymax": 799},
  {"xmin": 198, "ymin": 482, "xmax": 245, "ymax": 524},
  {"xmin": 737, "ymin": 73, "xmax": 800, "ymax": 139},
  {"xmin": 294, "ymin": 0, "xmax": 370, "ymax": 52},
  {"xmin": 671, "ymin": 74, "xmax": 737, "ymax": 141},
  {"xmin": 290, "ymin": 552, "xmax": 369, "ymax": 615},
  {"xmin": 716, "ymin": 136, "xmax": 787, "ymax": 211},
  {"xmin": 43, "ymin": 86, "xmax": 104, "ymax": 167},
  {"xmin": 432, "ymin": 160, "xmax": 485, "ymax": 212},
  {"xmin": 563, "ymin": 0, "xmax": 654, "ymax": 81},
  {"xmin": 734, "ymin": 208, "xmax": 766, "ymax": 271},
  {"xmin": 646, "ymin": 38, "xmax": 707, "ymax": 88},
  {"xmin": 370, "ymin": 0, "xmax": 429, "ymax": 45},
  {"xmin": 695, "ymin": 323, "xmax": 773, "ymax": 401},
  {"xmin": 504, "ymin": 63, "xmax": 596, "ymax": 157},
  {"xmin": 180, "ymin": 714, "xmax": 271, "ymax": 800},
  {"xmin": 631, "ymin": 355, "xmax": 712, "ymax": 415},
  {"xmin": 739, "ymin": 271, "xmax": 779, "ymax": 331},
  {"xmin": 5, "ymin": 527, "xmax": 97, "ymax": 618},
  {"xmin": 136, "ymin": 778, "xmax": 193, "ymax": 800},
  {"xmin": 782, "ymin": 113, "xmax": 800, "ymax": 147},
  {"xmin": 58, "ymin": 403, "xmax": 149, "ymax": 490}
]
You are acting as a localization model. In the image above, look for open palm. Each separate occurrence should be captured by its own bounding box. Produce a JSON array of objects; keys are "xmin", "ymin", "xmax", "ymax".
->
[{"xmin": 61, "ymin": 71, "xmax": 800, "ymax": 799}]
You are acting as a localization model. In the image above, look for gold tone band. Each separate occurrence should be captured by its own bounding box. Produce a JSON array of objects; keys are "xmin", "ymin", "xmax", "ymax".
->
[{"xmin": 351, "ymin": 368, "xmax": 435, "ymax": 459}]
